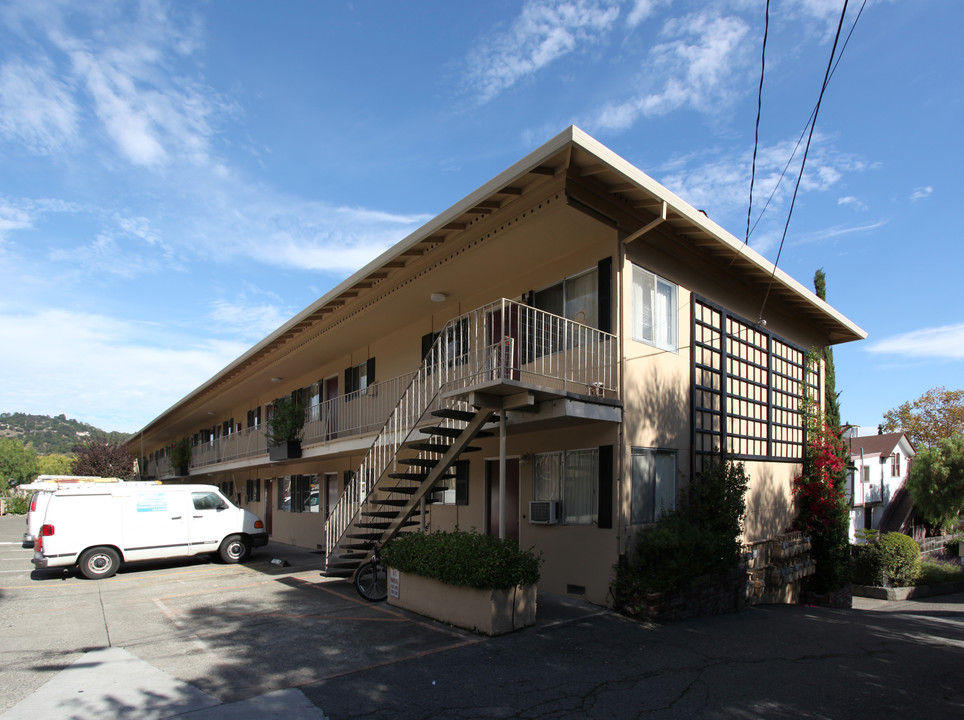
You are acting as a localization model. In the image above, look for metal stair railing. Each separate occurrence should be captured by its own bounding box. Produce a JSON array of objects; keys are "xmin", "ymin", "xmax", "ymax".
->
[{"xmin": 324, "ymin": 298, "xmax": 618, "ymax": 559}]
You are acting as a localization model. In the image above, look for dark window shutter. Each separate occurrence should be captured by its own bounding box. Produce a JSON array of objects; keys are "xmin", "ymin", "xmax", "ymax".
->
[
  {"xmin": 455, "ymin": 460, "xmax": 470, "ymax": 506},
  {"xmin": 597, "ymin": 257, "xmax": 612, "ymax": 333},
  {"xmin": 421, "ymin": 332, "xmax": 437, "ymax": 359},
  {"xmin": 598, "ymin": 444, "xmax": 613, "ymax": 529},
  {"xmin": 366, "ymin": 357, "xmax": 376, "ymax": 385}
]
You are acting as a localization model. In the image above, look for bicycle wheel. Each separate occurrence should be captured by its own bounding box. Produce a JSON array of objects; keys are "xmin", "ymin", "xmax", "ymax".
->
[{"xmin": 354, "ymin": 560, "xmax": 388, "ymax": 601}]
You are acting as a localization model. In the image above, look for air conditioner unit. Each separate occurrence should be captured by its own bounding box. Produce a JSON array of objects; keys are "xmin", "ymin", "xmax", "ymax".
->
[{"xmin": 529, "ymin": 500, "xmax": 559, "ymax": 525}]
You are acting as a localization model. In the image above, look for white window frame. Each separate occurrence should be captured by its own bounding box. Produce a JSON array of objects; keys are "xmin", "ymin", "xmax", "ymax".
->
[
  {"xmin": 632, "ymin": 264, "xmax": 678, "ymax": 352},
  {"xmin": 630, "ymin": 447, "xmax": 678, "ymax": 524}
]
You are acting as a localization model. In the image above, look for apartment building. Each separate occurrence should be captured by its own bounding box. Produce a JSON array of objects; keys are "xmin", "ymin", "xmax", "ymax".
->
[{"xmin": 127, "ymin": 127, "xmax": 865, "ymax": 606}]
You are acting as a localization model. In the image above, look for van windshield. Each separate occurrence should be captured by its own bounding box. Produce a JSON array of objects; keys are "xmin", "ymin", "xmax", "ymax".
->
[{"xmin": 192, "ymin": 492, "xmax": 228, "ymax": 511}]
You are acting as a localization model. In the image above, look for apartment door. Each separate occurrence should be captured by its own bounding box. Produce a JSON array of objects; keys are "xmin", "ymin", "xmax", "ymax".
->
[
  {"xmin": 486, "ymin": 458, "xmax": 520, "ymax": 541},
  {"xmin": 324, "ymin": 375, "xmax": 338, "ymax": 440},
  {"xmin": 486, "ymin": 303, "xmax": 521, "ymax": 380},
  {"xmin": 264, "ymin": 479, "xmax": 273, "ymax": 535},
  {"xmin": 323, "ymin": 472, "xmax": 339, "ymax": 517}
]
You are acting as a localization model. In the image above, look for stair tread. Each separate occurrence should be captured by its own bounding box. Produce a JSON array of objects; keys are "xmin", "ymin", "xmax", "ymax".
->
[
  {"xmin": 407, "ymin": 442, "xmax": 481, "ymax": 453},
  {"xmin": 388, "ymin": 472, "xmax": 456, "ymax": 481},
  {"xmin": 431, "ymin": 408, "xmax": 477, "ymax": 422},
  {"xmin": 399, "ymin": 458, "xmax": 441, "ymax": 468}
]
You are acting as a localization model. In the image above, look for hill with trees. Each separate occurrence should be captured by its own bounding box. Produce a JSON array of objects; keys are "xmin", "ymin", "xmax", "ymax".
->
[{"xmin": 0, "ymin": 412, "xmax": 131, "ymax": 455}]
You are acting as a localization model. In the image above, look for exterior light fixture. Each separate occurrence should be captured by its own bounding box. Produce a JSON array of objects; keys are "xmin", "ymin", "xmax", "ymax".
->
[{"xmin": 430, "ymin": 292, "xmax": 447, "ymax": 302}]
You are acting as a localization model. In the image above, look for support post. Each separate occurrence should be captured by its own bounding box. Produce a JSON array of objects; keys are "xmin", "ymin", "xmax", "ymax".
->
[{"xmin": 499, "ymin": 409, "xmax": 507, "ymax": 540}]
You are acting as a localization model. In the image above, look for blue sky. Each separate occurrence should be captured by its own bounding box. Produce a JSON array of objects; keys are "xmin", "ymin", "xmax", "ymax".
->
[{"xmin": 1, "ymin": 0, "xmax": 961, "ymax": 435}]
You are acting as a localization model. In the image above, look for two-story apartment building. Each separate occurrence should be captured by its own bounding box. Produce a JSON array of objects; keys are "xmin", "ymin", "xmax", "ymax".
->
[
  {"xmin": 845, "ymin": 430, "xmax": 916, "ymax": 540},
  {"xmin": 127, "ymin": 127, "xmax": 865, "ymax": 606}
]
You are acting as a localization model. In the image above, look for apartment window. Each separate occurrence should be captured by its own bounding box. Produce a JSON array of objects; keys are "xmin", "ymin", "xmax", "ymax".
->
[
  {"xmin": 345, "ymin": 358, "xmax": 376, "ymax": 396},
  {"xmin": 437, "ymin": 460, "xmax": 469, "ymax": 505},
  {"xmin": 861, "ymin": 465, "xmax": 871, "ymax": 483},
  {"xmin": 891, "ymin": 453, "xmax": 900, "ymax": 477},
  {"xmin": 246, "ymin": 407, "xmax": 261, "ymax": 429},
  {"xmin": 421, "ymin": 319, "xmax": 469, "ymax": 374},
  {"xmin": 246, "ymin": 479, "xmax": 260, "ymax": 502},
  {"xmin": 222, "ymin": 419, "xmax": 234, "ymax": 437},
  {"xmin": 277, "ymin": 474, "xmax": 318, "ymax": 513},
  {"xmin": 632, "ymin": 264, "xmax": 677, "ymax": 352},
  {"xmin": 631, "ymin": 448, "xmax": 677, "ymax": 524},
  {"xmin": 533, "ymin": 448, "xmax": 598, "ymax": 525},
  {"xmin": 533, "ymin": 267, "xmax": 599, "ymax": 328}
]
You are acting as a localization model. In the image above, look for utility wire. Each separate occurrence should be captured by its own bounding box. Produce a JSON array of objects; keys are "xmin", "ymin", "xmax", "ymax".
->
[
  {"xmin": 758, "ymin": 0, "xmax": 850, "ymax": 322},
  {"xmin": 747, "ymin": 0, "xmax": 868, "ymax": 242},
  {"xmin": 745, "ymin": 0, "xmax": 770, "ymax": 245}
]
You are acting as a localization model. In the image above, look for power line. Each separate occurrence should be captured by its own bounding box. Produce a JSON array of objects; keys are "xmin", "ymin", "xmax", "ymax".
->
[
  {"xmin": 758, "ymin": 0, "xmax": 851, "ymax": 322},
  {"xmin": 747, "ymin": 0, "xmax": 868, "ymax": 242},
  {"xmin": 745, "ymin": 0, "xmax": 770, "ymax": 245}
]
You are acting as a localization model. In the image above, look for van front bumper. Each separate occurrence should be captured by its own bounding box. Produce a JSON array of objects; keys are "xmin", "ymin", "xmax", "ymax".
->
[{"xmin": 250, "ymin": 533, "xmax": 269, "ymax": 548}]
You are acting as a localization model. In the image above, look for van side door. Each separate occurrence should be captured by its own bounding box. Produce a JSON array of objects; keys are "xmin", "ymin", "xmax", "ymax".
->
[
  {"xmin": 122, "ymin": 491, "xmax": 191, "ymax": 562},
  {"xmin": 187, "ymin": 490, "xmax": 235, "ymax": 555}
]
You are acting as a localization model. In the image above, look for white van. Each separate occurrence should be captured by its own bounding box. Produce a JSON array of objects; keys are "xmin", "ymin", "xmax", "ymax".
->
[
  {"xmin": 21, "ymin": 476, "xmax": 129, "ymax": 548},
  {"xmin": 32, "ymin": 483, "xmax": 268, "ymax": 579}
]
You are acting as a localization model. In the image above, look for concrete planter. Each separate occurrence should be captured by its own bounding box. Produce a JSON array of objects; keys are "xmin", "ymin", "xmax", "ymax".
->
[
  {"xmin": 268, "ymin": 440, "xmax": 302, "ymax": 461},
  {"xmin": 387, "ymin": 569, "xmax": 536, "ymax": 635}
]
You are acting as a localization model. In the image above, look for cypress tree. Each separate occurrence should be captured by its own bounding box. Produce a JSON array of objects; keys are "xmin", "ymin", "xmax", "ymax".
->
[{"xmin": 814, "ymin": 269, "xmax": 841, "ymax": 430}]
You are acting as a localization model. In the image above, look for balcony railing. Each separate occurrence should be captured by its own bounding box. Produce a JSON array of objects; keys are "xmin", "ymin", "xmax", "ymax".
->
[
  {"xmin": 326, "ymin": 298, "xmax": 618, "ymax": 557},
  {"xmin": 302, "ymin": 373, "xmax": 414, "ymax": 445}
]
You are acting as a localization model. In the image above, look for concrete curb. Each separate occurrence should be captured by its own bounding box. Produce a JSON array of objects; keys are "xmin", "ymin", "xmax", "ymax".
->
[{"xmin": 851, "ymin": 581, "xmax": 964, "ymax": 601}]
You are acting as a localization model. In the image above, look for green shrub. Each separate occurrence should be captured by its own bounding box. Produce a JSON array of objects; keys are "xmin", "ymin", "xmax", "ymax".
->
[
  {"xmin": 877, "ymin": 532, "xmax": 921, "ymax": 587},
  {"xmin": 611, "ymin": 458, "xmax": 749, "ymax": 599},
  {"xmin": 380, "ymin": 529, "xmax": 541, "ymax": 590},
  {"xmin": 916, "ymin": 557, "xmax": 964, "ymax": 585},
  {"xmin": 850, "ymin": 543, "xmax": 883, "ymax": 586},
  {"xmin": 3, "ymin": 494, "xmax": 30, "ymax": 515},
  {"xmin": 944, "ymin": 537, "xmax": 960, "ymax": 557}
]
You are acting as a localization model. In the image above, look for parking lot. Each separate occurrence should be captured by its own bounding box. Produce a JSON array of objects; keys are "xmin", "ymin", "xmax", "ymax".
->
[{"xmin": 3, "ymin": 512, "xmax": 964, "ymax": 719}]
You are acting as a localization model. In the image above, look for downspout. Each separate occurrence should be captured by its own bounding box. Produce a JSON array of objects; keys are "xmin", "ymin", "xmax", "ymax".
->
[{"xmin": 616, "ymin": 230, "xmax": 626, "ymax": 558}]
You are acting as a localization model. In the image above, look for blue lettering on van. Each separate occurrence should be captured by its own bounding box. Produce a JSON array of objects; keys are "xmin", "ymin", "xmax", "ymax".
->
[{"xmin": 136, "ymin": 494, "xmax": 168, "ymax": 512}]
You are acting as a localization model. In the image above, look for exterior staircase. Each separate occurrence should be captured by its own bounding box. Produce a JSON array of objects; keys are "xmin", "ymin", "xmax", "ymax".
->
[
  {"xmin": 322, "ymin": 298, "xmax": 618, "ymax": 582},
  {"xmin": 323, "ymin": 405, "xmax": 495, "ymax": 579}
]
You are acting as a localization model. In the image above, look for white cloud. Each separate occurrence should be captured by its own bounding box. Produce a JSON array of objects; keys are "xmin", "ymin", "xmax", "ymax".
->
[
  {"xmin": 209, "ymin": 299, "xmax": 292, "ymax": 344},
  {"xmin": 655, "ymin": 132, "xmax": 860, "ymax": 232},
  {"xmin": 591, "ymin": 10, "xmax": 750, "ymax": 130},
  {"xmin": 626, "ymin": 0, "xmax": 664, "ymax": 28},
  {"xmin": 465, "ymin": 0, "xmax": 621, "ymax": 103},
  {"xmin": 866, "ymin": 324, "xmax": 964, "ymax": 361},
  {"xmin": 0, "ymin": 200, "xmax": 34, "ymax": 239},
  {"xmin": 0, "ymin": 307, "xmax": 248, "ymax": 432},
  {"xmin": 837, "ymin": 196, "xmax": 867, "ymax": 210},
  {"xmin": 0, "ymin": 60, "xmax": 78, "ymax": 153},
  {"xmin": 46, "ymin": 213, "xmax": 179, "ymax": 279},
  {"xmin": 910, "ymin": 186, "xmax": 933, "ymax": 203},
  {"xmin": 188, "ymin": 182, "xmax": 433, "ymax": 273},
  {"xmin": 3, "ymin": 0, "xmax": 228, "ymax": 169}
]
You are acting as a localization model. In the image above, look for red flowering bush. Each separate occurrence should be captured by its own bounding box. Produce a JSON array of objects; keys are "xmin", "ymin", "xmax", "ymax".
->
[{"xmin": 792, "ymin": 422, "xmax": 851, "ymax": 593}]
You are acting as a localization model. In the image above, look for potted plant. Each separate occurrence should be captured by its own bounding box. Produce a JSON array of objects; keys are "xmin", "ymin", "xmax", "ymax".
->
[
  {"xmin": 380, "ymin": 529, "xmax": 541, "ymax": 635},
  {"xmin": 266, "ymin": 396, "xmax": 306, "ymax": 460},
  {"xmin": 170, "ymin": 438, "xmax": 192, "ymax": 476}
]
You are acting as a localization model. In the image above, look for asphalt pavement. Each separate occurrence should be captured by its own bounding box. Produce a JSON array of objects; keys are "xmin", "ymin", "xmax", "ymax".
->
[{"xmin": 1, "ymin": 512, "xmax": 962, "ymax": 719}]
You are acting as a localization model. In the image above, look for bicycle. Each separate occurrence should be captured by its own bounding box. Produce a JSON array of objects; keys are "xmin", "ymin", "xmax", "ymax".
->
[{"xmin": 353, "ymin": 543, "xmax": 388, "ymax": 601}]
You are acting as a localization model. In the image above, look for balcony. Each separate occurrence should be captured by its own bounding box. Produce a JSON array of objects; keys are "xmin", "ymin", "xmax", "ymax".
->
[{"xmin": 146, "ymin": 299, "xmax": 619, "ymax": 479}]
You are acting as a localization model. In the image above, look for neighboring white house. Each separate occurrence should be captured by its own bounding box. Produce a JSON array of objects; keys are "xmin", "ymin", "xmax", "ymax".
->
[{"xmin": 844, "ymin": 430, "xmax": 916, "ymax": 540}]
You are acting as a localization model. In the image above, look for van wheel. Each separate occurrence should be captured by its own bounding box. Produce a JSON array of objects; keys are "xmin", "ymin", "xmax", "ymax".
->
[
  {"xmin": 79, "ymin": 547, "xmax": 120, "ymax": 579},
  {"xmin": 219, "ymin": 535, "xmax": 250, "ymax": 563}
]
